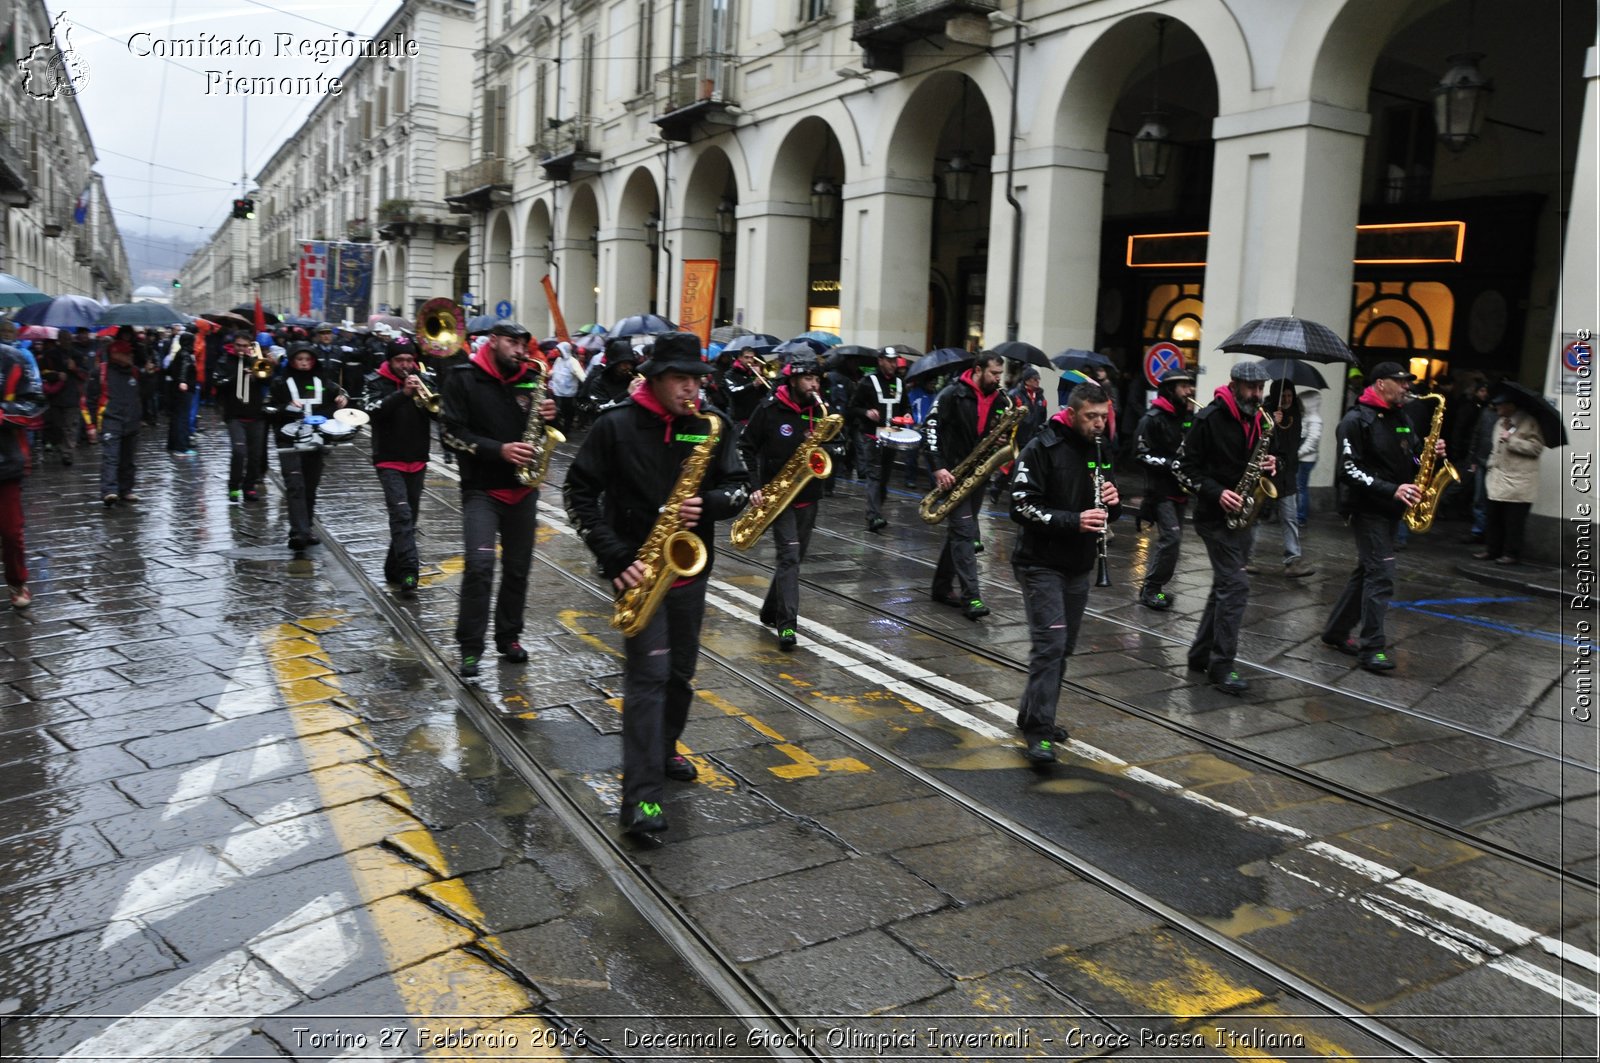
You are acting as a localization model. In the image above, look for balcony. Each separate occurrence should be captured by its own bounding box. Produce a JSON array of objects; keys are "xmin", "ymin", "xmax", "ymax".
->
[
  {"xmin": 375, "ymin": 199, "xmax": 414, "ymax": 240},
  {"xmin": 0, "ymin": 125, "xmax": 31, "ymax": 208},
  {"xmin": 533, "ymin": 117, "xmax": 600, "ymax": 183},
  {"xmin": 652, "ymin": 55, "xmax": 737, "ymax": 143},
  {"xmin": 851, "ymin": 0, "xmax": 998, "ymax": 72},
  {"xmin": 347, "ymin": 217, "xmax": 374, "ymax": 242},
  {"xmin": 443, "ymin": 157, "xmax": 512, "ymax": 213}
]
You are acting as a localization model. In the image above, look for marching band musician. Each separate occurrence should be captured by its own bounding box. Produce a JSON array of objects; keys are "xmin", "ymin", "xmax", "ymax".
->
[
  {"xmin": 926, "ymin": 351, "xmax": 1013, "ymax": 620},
  {"xmin": 1133, "ymin": 367, "xmax": 1196, "ymax": 611},
  {"xmin": 1321, "ymin": 362, "xmax": 1444, "ymax": 674},
  {"xmin": 215, "ymin": 338, "xmax": 273, "ymax": 504},
  {"xmin": 563, "ymin": 332, "xmax": 750, "ymax": 838},
  {"xmin": 268, "ymin": 342, "xmax": 348, "ymax": 552},
  {"xmin": 439, "ymin": 322, "xmax": 557, "ymax": 679},
  {"xmin": 848, "ymin": 348, "xmax": 909, "ymax": 533},
  {"xmin": 720, "ymin": 341, "xmax": 769, "ymax": 425},
  {"xmin": 1009, "ymin": 382, "xmax": 1119, "ymax": 763},
  {"xmin": 738, "ymin": 356, "xmax": 831, "ymax": 651},
  {"xmin": 1171, "ymin": 361, "xmax": 1276, "ymax": 694},
  {"xmin": 364, "ymin": 341, "xmax": 435, "ymax": 599},
  {"xmin": 582, "ymin": 337, "xmax": 640, "ymax": 414}
]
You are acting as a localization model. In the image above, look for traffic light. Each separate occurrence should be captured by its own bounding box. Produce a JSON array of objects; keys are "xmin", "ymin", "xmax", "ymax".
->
[
  {"xmin": 171, "ymin": 278, "xmax": 181, "ymax": 289},
  {"xmin": 231, "ymin": 198, "xmax": 256, "ymax": 220}
]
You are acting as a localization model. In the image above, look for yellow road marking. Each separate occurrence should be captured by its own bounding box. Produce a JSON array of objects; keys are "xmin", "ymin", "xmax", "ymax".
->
[{"xmin": 265, "ymin": 617, "xmax": 564, "ymax": 1059}]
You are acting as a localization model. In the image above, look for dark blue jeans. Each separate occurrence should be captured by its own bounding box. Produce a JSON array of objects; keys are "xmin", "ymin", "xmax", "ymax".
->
[
  {"xmin": 1323, "ymin": 511, "xmax": 1397, "ymax": 655},
  {"xmin": 1142, "ymin": 498, "xmax": 1186, "ymax": 595},
  {"xmin": 454, "ymin": 488, "xmax": 538, "ymax": 658},
  {"xmin": 1190, "ymin": 521, "xmax": 1252, "ymax": 671},
  {"xmin": 99, "ymin": 421, "xmax": 139, "ymax": 498},
  {"xmin": 1014, "ymin": 565, "xmax": 1090, "ymax": 740}
]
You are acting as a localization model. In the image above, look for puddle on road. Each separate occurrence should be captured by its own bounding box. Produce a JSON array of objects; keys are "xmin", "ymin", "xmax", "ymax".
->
[{"xmin": 1202, "ymin": 900, "xmax": 1297, "ymax": 937}]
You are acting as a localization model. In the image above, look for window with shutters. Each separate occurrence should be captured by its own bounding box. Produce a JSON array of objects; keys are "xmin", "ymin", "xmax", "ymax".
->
[
  {"xmin": 361, "ymin": 100, "xmax": 373, "ymax": 138},
  {"xmin": 799, "ymin": 0, "xmax": 829, "ymax": 23},
  {"xmin": 580, "ymin": 34, "xmax": 596, "ymax": 121},
  {"xmin": 392, "ymin": 69, "xmax": 406, "ymax": 114},
  {"xmin": 535, "ymin": 64, "xmax": 548, "ymax": 136},
  {"xmin": 635, "ymin": 2, "xmax": 653, "ymax": 97},
  {"xmin": 483, "ymin": 86, "xmax": 507, "ymax": 157}
]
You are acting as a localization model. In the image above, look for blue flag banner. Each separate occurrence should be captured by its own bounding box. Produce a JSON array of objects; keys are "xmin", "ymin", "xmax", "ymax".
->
[{"xmin": 330, "ymin": 242, "xmax": 373, "ymax": 323}]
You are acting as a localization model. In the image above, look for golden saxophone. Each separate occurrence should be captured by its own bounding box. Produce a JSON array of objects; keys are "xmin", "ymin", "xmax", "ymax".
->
[
  {"xmin": 612, "ymin": 412, "xmax": 721, "ymax": 637},
  {"xmin": 729, "ymin": 410, "xmax": 844, "ymax": 550},
  {"xmin": 1225, "ymin": 411, "xmax": 1277, "ymax": 531},
  {"xmin": 1401, "ymin": 393, "xmax": 1459, "ymax": 533},
  {"xmin": 919, "ymin": 405, "xmax": 1026, "ymax": 524},
  {"xmin": 514, "ymin": 359, "xmax": 566, "ymax": 487}
]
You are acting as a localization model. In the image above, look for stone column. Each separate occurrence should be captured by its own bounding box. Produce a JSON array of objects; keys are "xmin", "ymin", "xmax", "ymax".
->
[
  {"xmin": 1001, "ymin": 146, "xmax": 1109, "ymax": 356},
  {"xmin": 733, "ymin": 202, "xmax": 810, "ymax": 339},
  {"xmin": 839, "ymin": 176, "xmax": 935, "ymax": 349}
]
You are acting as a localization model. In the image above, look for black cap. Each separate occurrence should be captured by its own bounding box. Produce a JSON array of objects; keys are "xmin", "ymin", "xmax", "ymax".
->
[
  {"xmin": 1158, "ymin": 367, "xmax": 1196, "ymax": 386},
  {"xmin": 1369, "ymin": 361, "xmax": 1417, "ymax": 382},
  {"xmin": 640, "ymin": 332, "xmax": 711, "ymax": 377},
  {"xmin": 487, "ymin": 321, "xmax": 531, "ymax": 339},
  {"xmin": 785, "ymin": 358, "xmax": 822, "ymax": 378}
]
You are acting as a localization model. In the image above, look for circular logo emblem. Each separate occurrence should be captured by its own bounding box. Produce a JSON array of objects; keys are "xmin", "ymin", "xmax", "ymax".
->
[{"xmin": 778, "ymin": 423, "xmax": 794, "ymax": 437}]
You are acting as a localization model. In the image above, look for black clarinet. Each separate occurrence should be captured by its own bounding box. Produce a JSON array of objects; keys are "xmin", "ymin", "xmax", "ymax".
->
[{"xmin": 1093, "ymin": 436, "xmax": 1112, "ymax": 588}]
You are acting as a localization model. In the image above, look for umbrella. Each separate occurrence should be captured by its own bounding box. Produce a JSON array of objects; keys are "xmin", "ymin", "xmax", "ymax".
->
[
  {"xmin": 97, "ymin": 302, "xmax": 186, "ymax": 328},
  {"xmin": 16, "ymin": 325, "xmax": 57, "ymax": 340},
  {"xmin": 906, "ymin": 347, "xmax": 972, "ymax": 382},
  {"xmin": 1489, "ymin": 380, "xmax": 1567, "ymax": 448},
  {"xmin": 0, "ymin": 273, "xmax": 49, "ymax": 308},
  {"xmin": 1261, "ymin": 358, "xmax": 1328, "ymax": 389},
  {"xmin": 992, "ymin": 340, "xmax": 1051, "ymax": 368},
  {"xmin": 575, "ymin": 322, "xmax": 605, "ymax": 336},
  {"xmin": 825, "ymin": 344, "xmax": 881, "ymax": 370},
  {"xmin": 611, "ymin": 313, "xmax": 676, "ymax": 337},
  {"xmin": 13, "ymin": 294, "xmax": 104, "ymax": 330},
  {"xmin": 1216, "ymin": 316, "xmax": 1354, "ymax": 364},
  {"xmin": 775, "ymin": 337, "xmax": 827, "ymax": 356},
  {"xmin": 202, "ymin": 311, "xmax": 253, "ymax": 331},
  {"xmin": 879, "ymin": 342, "xmax": 922, "ymax": 362},
  {"xmin": 738, "ymin": 332, "xmax": 781, "ymax": 347},
  {"xmin": 284, "ymin": 315, "xmax": 320, "ymax": 328},
  {"xmin": 1051, "ymin": 348, "xmax": 1115, "ymax": 372},
  {"xmin": 798, "ymin": 330, "xmax": 842, "ymax": 347},
  {"xmin": 465, "ymin": 314, "xmax": 498, "ymax": 334},
  {"xmin": 233, "ymin": 304, "xmax": 281, "ymax": 325},
  {"xmin": 369, "ymin": 314, "xmax": 412, "ymax": 331},
  {"xmin": 709, "ymin": 324, "xmax": 753, "ymax": 345},
  {"xmin": 575, "ymin": 331, "xmax": 608, "ymax": 353}
]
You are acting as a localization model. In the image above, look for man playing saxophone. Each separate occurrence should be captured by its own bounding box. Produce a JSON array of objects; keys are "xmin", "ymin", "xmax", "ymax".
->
[
  {"xmin": 365, "ymin": 341, "xmax": 436, "ymax": 599},
  {"xmin": 927, "ymin": 351, "xmax": 1014, "ymax": 620},
  {"xmin": 564, "ymin": 333, "xmax": 749, "ymax": 837},
  {"xmin": 736, "ymin": 356, "xmax": 835, "ymax": 651},
  {"xmin": 1171, "ymin": 361, "xmax": 1276, "ymax": 695},
  {"xmin": 439, "ymin": 322, "xmax": 558, "ymax": 678},
  {"xmin": 1320, "ymin": 362, "xmax": 1445, "ymax": 674}
]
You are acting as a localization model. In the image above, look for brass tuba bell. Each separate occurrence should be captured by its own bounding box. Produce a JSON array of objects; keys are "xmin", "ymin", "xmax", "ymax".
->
[{"xmin": 417, "ymin": 298, "xmax": 463, "ymax": 359}]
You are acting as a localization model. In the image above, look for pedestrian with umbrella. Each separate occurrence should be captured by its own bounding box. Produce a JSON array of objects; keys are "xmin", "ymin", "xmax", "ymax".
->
[
  {"xmin": 1474, "ymin": 382, "xmax": 1559, "ymax": 566},
  {"xmin": 161, "ymin": 333, "xmax": 198, "ymax": 454},
  {"xmin": 89, "ymin": 327, "xmax": 147, "ymax": 507},
  {"xmin": 1243, "ymin": 375, "xmax": 1315, "ymax": 578},
  {"xmin": 1319, "ymin": 362, "xmax": 1447, "ymax": 673},
  {"xmin": 0, "ymin": 323, "xmax": 44, "ymax": 607}
]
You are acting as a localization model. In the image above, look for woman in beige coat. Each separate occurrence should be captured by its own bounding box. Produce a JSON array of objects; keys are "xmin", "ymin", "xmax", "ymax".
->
[{"xmin": 1474, "ymin": 395, "xmax": 1545, "ymax": 565}]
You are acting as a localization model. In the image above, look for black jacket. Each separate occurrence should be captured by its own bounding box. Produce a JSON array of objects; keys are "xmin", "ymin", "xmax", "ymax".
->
[
  {"xmin": 926, "ymin": 373, "xmax": 1014, "ymax": 470},
  {"xmin": 582, "ymin": 364, "xmax": 636, "ymax": 412},
  {"xmin": 439, "ymin": 357, "xmax": 544, "ymax": 491},
  {"xmin": 213, "ymin": 349, "xmax": 271, "ymax": 421},
  {"xmin": 365, "ymin": 363, "xmax": 434, "ymax": 465},
  {"xmin": 738, "ymin": 386, "xmax": 833, "ymax": 507},
  {"xmin": 1009, "ymin": 417, "xmax": 1121, "ymax": 574},
  {"xmin": 38, "ymin": 344, "xmax": 88, "ymax": 408},
  {"xmin": 162, "ymin": 349, "xmax": 196, "ymax": 398},
  {"xmin": 719, "ymin": 364, "xmax": 767, "ymax": 423},
  {"xmin": 564, "ymin": 400, "xmax": 749, "ymax": 582},
  {"xmin": 1134, "ymin": 396, "xmax": 1192, "ymax": 505},
  {"xmin": 267, "ymin": 368, "xmax": 347, "ymax": 446},
  {"xmin": 1335, "ymin": 393, "xmax": 1419, "ymax": 518},
  {"xmin": 1171, "ymin": 392, "xmax": 1270, "ymax": 524},
  {"xmin": 847, "ymin": 371, "xmax": 908, "ymax": 438},
  {"xmin": 1008, "ymin": 382, "xmax": 1049, "ymax": 455}
]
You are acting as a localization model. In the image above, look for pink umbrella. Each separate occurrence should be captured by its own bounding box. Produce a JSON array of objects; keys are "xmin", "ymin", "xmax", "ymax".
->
[{"xmin": 17, "ymin": 325, "xmax": 58, "ymax": 340}]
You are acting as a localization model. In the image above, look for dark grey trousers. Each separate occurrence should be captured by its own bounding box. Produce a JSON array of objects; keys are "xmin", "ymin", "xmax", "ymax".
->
[
  {"xmin": 376, "ymin": 466, "xmax": 425, "ymax": 583},
  {"xmin": 1190, "ymin": 520, "xmax": 1252, "ymax": 671},
  {"xmin": 1142, "ymin": 498, "xmax": 1185, "ymax": 594},
  {"xmin": 98, "ymin": 421, "xmax": 138, "ymax": 497},
  {"xmin": 1323, "ymin": 511, "xmax": 1397, "ymax": 654},
  {"xmin": 760, "ymin": 503, "xmax": 818, "ymax": 630},
  {"xmin": 932, "ymin": 491, "xmax": 984, "ymax": 602},
  {"xmin": 1014, "ymin": 565, "xmax": 1090, "ymax": 740},
  {"xmin": 454, "ymin": 488, "xmax": 537, "ymax": 657},
  {"xmin": 226, "ymin": 418, "xmax": 268, "ymax": 493},
  {"xmin": 860, "ymin": 436, "xmax": 896, "ymax": 522},
  {"xmin": 278, "ymin": 447, "xmax": 326, "ymax": 542},
  {"xmin": 622, "ymin": 576, "xmax": 706, "ymax": 807}
]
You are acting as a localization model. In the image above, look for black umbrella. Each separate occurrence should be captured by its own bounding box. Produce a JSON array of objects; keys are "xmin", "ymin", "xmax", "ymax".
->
[
  {"xmin": 1490, "ymin": 381, "xmax": 1567, "ymax": 447},
  {"xmin": 1216, "ymin": 316, "xmax": 1354, "ymax": 364},
  {"xmin": 232, "ymin": 304, "xmax": 282, "ymax": 326},
  {"xmin": 774, "ymin": 337, "xmax": 827, "ymax": 356},
  {"xmin": 906, "ymin": 347, "xmax": 972, "ymax": 382},
  {"xmin": 13, "ymin": 294, "xmax": 104, "ymax": 330},
  {"xmin": 96, "ymin": 302, "xmax": 187, "ymax": 328},
  {"xmin": 284, "ymin": 315, "xmax": 320, "ymax": 328},
  {"xmin": 708, "ymin": 324, "xmax": 752, "ymax": 345},
  {"xmin": 1261, "ymin": 358, "xmax": 1328, "ymax": 389},
  {"xmin": 991, "ymin": 340, "xmax": 1051, "ymax": 368},
  {"xmin": 611, "ymin": 313, "xmax": 676, "ymax": 337},
  {"xmin": 1051, "ymin": 348, "xmax": 1114, "ymax": 372},
  {"xmin": 825, "ymin": 344, "xmax": 880, "ymax": 370}
]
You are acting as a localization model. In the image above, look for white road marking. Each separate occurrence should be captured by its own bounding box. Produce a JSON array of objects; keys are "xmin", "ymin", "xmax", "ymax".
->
[
  {"xmin": 249, "ymin": 892, "xmax": 361, "ymax": 994},
  {"xmin": 162, "ymin": 736, "xmax": 291, "ymax": 814}
]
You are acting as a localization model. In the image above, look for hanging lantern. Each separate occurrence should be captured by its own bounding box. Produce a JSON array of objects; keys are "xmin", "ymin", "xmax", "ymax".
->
[
  {"xmin": 643, "ymin": 210, "xmax": 659, "ymax": 251},
  {"xmin": 716, "ymin": 198, "xmax": 736, "ymax": 236},
  {"xmin": 940, "ymin": 152, "xmax": 975, "ymax": 208},
  {"xmin": 810, "ymin": 178, "xmax": 839, "ymax": 223},
  {"xmin": 1132, "ymin": 112, "xmax": 1173, "ymax": 188},
  {"xmin": 1433, "ymin": 53, "xmax": 1493, "ymax": 153}
]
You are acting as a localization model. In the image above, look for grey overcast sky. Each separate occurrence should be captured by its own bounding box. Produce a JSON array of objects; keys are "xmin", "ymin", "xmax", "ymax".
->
[{"xmin": 53, "ymin": 1, "xmax": 414, "ymax": 270}]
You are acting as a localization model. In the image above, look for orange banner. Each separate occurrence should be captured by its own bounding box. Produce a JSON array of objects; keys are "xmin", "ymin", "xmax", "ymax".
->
[
  {"xmin": 678, "ymin": 259, "xmax": 719, "ymax": 347},
  {"xmin": 541, "ymin": 274, "xmax": 570, "ymax": 342}
]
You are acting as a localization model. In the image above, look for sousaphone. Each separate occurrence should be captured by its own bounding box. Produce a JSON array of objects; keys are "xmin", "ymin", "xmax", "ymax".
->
[{"xmin": 417, "ymin": 298, "xmax": 463, "ymax": 359}]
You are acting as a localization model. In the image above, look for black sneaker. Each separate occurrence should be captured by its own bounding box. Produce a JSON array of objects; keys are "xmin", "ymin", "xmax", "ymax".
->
[
  {"xmin": 498, "ymin": 642, "xmax": 529, "ymax": 663},
  {"xmin": 867, "ymin": 517, "xmax": 888, "ymax": 532},
  {"xmin": 778, "ymin": 628, "xmax": 797, "ymax": 651},
  {"xmin": 305, "ymin": 534, "xmax": 322, "ymax": 546},
  {"xmin": 1024, "ymin": 738, "xmax": 1057, "ymax": 763},
  {"xmin": 665, "ymin": 754, "xmax": 697, "ymax": 781},
  {"xmin": 287, "ymin": 536, "xmax": 308, "ymax": 551},
  {"xmin": 1321, "ymin": 635, "xmax": 1360, "ymax": 657},
  {"xmin": 460, "ymin": 655, "xmax": 480, "ymax": 678},
  {"xmin": 932, "ymin": 591, "xmax": 964, "ymax": 607},
  {"xmin": 1208, "ymin": 664, "xmax": 1249, "ymax": 695},
  {"xmin": 398, "ymin": 575, "xmax": 418, "ymax": 600},
  {"xmin": 973, "ymin": 539, "xmax": 984, "ymax": 554},
  {"xmin": 620, "ymin": 801, "xmax": 667, "ymax": 835},
  {"xmin": 963, "ymin": 598, "xmax": 990, "ymax": 620},
  {"xmin": 1141, "ymin": 590, "xmax": 1173, "ymax": 611},
  {"xmin": 1361, "ymin": 652, "xmax": 1396, "ymax": 673}
]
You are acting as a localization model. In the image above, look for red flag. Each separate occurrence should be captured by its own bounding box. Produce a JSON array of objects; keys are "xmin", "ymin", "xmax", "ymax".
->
[{"xmin": 254, "ymin": 296, "xmax": 266, "ymax": 335}]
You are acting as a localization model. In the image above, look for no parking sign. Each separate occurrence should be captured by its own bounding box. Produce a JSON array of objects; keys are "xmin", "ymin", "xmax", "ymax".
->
[
  {"xmin": 1560, "ymin": 330, "xmax": 1593, "ymax": 395},
  {"xmin": 1144, "ymin": 342, "xmax": 1185, "ymax": 388}
]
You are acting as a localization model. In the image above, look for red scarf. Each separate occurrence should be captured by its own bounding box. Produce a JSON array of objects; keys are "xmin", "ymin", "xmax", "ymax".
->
[
  {"xmin": 1213, "ymin": 385, "xmax": 1261, "ymax": 450},
  {"xmin": 774, "ymin": 384, "xmax": 824, "ymax": 433},
  {"xmin": 376, "ymin": 360, "xmax": 406, "ymax": 387},
  {"xmin": 470, "ymin": 344, "xmax": 529, "ymax": 385},
  {"xmin": 630, "ymin": 379, "xmax": 679, "ymax": 443},
  {"xmin": 1357, "ymin": 385, "xmax": 1391, "ymax": 410},
  {"xmin": 961, "ymin": 368, "xmax": 998, "ymax": 435},
  {"xmin": 1151, "ymin": 395, "xmax": 1177, "ymax": 416}
]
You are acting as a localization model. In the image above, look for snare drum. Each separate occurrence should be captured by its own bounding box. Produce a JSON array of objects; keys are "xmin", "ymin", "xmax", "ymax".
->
[
  {"xmin": 286, "ymin": 422, "xmax": 323, "ymax": 452},
  {"xmin": 316, "ymin": 417, "xmax": 356, "ymax": 442},
  {"xmin": 876, "ymin": 426, "xmax": 922, "ymax": 451}
]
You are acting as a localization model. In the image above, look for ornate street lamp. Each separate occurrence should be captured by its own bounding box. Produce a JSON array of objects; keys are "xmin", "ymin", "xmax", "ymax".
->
[
  {"xmin": 1433, "ymin": 53, "xmax": 1493, "ymax": 153},
  {"xmin": 644, "ymin": 211, "xmax": 659, "ymax": 251},
  {"xmin": 1132, "ymin": 19, "xmax": 1173, "ymax": 188},
  {"xmin": 810, "ymin": 178, "xmax": 839, "ymax": 224},
  {"xmin": 716, "ymin": 198, "xmax": 735, "ymax": 236},
  {"xmin": 940, "ymin": 152, "xmax": 975, "ymax": 209}
]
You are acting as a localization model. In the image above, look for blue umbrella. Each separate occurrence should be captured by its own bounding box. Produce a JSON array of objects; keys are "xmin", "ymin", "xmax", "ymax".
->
[
  {"xmin": 13, "ymin": 294, "xmax": 104, "ymax": 329},
  {"xmin": 611, "ymin": 313, "xmax": 676, "ymax": 337},
  {"xmin": 0, "ymin": 273, "xmax": 49, "ymax": 308},
  {"xmin": 1051, "ymin": 348, "xmax": 1114, "ymax": 372},
  {"xmin": 798, "ymin": 330, "xmax": 842, "ymax": 347}
]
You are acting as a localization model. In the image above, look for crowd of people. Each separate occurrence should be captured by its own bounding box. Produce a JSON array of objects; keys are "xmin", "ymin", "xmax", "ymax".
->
[{"xmin": 0, "ymin": 313, "xmax": 1550, "ymax": 833}]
